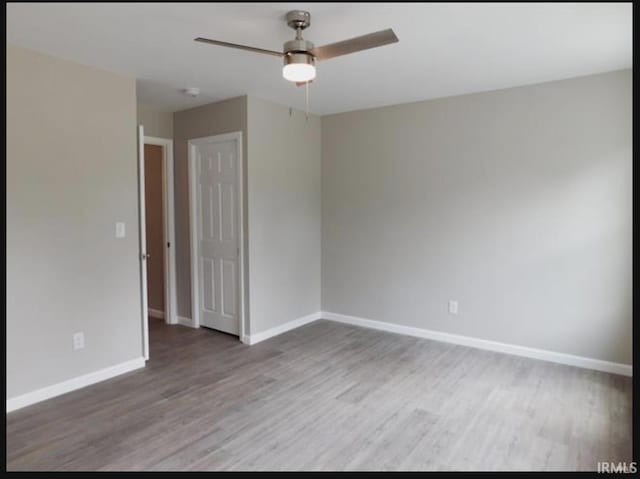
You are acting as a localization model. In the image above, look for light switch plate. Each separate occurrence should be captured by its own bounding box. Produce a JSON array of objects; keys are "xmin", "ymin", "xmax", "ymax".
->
[
  {"xmin": 115, "ymin": 222, "xmax": 126, "ymax": 238},
  {"xmin": 449, "ymin": 300, "xmax": 459, "ymax": 315}
]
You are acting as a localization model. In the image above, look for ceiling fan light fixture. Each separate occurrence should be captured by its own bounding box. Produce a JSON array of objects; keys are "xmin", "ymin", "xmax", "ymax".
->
[{"xmin": 283, "ymin": 53, "xmax": 316, "ymax": 83}]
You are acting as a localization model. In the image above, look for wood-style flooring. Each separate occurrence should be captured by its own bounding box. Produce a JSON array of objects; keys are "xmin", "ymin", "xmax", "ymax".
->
[{"xmin": 6, "ymin": 318, "xmax": 632, "ymax": 471}]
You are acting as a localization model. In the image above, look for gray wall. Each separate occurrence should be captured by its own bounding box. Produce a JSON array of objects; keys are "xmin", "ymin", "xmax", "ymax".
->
[
  {"xmin": 7, "ymin": 45, "xmax": 142, "ymax": 398},
  {"xmin": 247, "ymin": 97, "xmax": 322, "ymax": 334},
  {"xmin": 321, "ymin": 70, "xmax": 632, "ymax": 365},
  {"xmin": 137, "ymin": 104, "xmax": 173, "ymax": 139},
  {"xmin": 173, "ymin": 97, "xmax": 248, "ymax": 320}
]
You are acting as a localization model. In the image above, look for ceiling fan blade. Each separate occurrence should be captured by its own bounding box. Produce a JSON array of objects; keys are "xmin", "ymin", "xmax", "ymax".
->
[
  {"xmin": 194, "ymin": 37, "xmax": 283, "ymax": 57},
  {"xmin": 312, "ymin": 29, "xmax": 398, "ymax": 61}
]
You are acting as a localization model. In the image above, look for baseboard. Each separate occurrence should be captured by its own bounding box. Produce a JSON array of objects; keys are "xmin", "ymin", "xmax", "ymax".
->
[
  {"xmin": 244, "ymin": 312, "xmax": 322, "ymax": 345},
  {"xmin": 177, "ymin": 316, "xmax": 196, "ymax": 328},
  {"xmin": 6, "ymin": 357, "xmax": 146, "ymax": 413},
  {"xmin": 148, "ymin": 308, "xmax": 165, "ymax": 319},
  {"xmin": 321, "ymin": 311, "xmax": 632, "ymax": 377}
]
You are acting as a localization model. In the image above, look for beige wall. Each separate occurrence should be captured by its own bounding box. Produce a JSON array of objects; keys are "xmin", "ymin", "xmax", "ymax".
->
[
  {"xmin": 144, "ymin": 144, "xmax": 165, "ymax": 312},
  {"xmin": 173, "ymin": 97, "xmax": 248, "ymax": 321},
  {"xmin": 137, "ymin": 104, "xmax": 173, "ymax": 139},
  {"xmin": 7, "ymin": 45, "xmax": 142, "ymax": 398},
  {"xmin": 322, "ymin": 70, "xmax": 632, "ymax": 364},
  {"xmin": 246, "ymin": 97, "xmax": 322, "ymax": 334}
]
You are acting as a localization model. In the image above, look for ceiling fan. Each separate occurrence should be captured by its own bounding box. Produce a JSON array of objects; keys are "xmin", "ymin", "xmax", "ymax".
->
[{"xmin": 195, "ymin": 10, "xmax": 398, "ymax": 85}]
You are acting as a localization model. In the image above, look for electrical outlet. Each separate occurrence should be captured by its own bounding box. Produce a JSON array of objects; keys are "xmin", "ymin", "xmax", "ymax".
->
[
  {"xmin": 449, "ymin": 300, "xmax": 459, "ymax": 315},
  {"xmin": 73, "ymin": 332, "xmax": 85, "ymax": 350}
]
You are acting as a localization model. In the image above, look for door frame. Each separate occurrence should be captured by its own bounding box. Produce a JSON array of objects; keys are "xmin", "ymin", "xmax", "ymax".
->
[
  {"xmin": 144, "ymin": 136, "xmax": 178, "ymax": 326},
  {"xmin": 137, "ymin": 125, "xmax": 149, "ymax": 360},
  {"xmin": 188, "ymin": 132, "xmax": 245, "ymax": 340}
]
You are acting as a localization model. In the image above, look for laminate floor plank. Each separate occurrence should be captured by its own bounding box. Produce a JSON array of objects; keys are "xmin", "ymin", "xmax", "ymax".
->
[{"xmin": 6, "ymin": 319, "xmax": 632, "ymax": 471}]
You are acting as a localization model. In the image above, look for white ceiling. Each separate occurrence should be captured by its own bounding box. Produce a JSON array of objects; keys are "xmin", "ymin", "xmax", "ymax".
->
[{"xmin": 7, "ymin": 2, "xmax": 632, "ymax": 115}]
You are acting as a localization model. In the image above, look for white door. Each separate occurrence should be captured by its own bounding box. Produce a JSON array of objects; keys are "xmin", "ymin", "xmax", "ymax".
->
[
  {"xmin": 137, "ymin": 125, "xmax": 150, "ymax": 359},
  {"xmin": 190, "ymin": 133, "xmax": 242, "ymax": 335}
]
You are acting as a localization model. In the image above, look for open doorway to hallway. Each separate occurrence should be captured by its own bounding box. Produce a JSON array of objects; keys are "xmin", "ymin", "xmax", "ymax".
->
[
  {"xmin": 140, "ymin": 134, "xmax": 178, "ymax": 359},
  {"xmin": 144, "ymin": 142, "xmax": 168, "ymax": 321}
]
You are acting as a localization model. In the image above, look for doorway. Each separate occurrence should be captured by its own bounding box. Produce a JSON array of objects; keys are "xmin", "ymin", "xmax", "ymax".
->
[
  {"xmin": 144, "ymin": 143, "xmax": 167, "ymax": 321},
  {"xmin": 188, "ymin": 132, "xmax": 245, "ymax": 338},
  {"xmin": 137, "ymin": 129, "xmax": 177, "ymax": 360}
]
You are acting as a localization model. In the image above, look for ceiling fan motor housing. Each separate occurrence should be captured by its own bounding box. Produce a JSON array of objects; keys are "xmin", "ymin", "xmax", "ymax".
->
[
  {"xmin": 283, "ymin": 38, "xmax": 315, "ymax": 67},
  {"xmin": 283, "ymin": 39, "xmax": 314, "ymax": 55}
]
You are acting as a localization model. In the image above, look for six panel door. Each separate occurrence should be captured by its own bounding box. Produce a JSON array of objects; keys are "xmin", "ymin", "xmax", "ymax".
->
[{"xmin": 194, "ymin": 138, "xmax": 240, "ymax": 335}]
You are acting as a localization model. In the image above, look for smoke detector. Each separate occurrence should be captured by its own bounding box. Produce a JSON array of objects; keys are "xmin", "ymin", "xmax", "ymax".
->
[{"xmin": 183, "ymin": 87, "xmax": 200, "ymax": 97}]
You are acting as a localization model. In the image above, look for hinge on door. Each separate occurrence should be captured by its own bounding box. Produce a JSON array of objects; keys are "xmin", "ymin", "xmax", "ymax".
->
[{"xmin": 167, "ymin": 242, "xmax": 171, "ymax": 248}]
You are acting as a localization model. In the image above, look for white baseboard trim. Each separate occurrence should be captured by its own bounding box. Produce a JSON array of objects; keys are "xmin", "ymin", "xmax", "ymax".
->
[
  {"xmin": 6, "ymin": 357, "xmax": 146, "ymax": 413},
  {"xmin": 148, "ymin": 308, "xmax": 165, "ymax": 319},
  {"xmin": 244, "ymin": 312, "xmax": 322, "ymax": 345},
  {"xmin": 321, "ymin": 312, "xmax": 632, "ymax": 377},
  {"xmin": 177, "ymin": 316, "xmax": 196, "ymax": 328}
]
